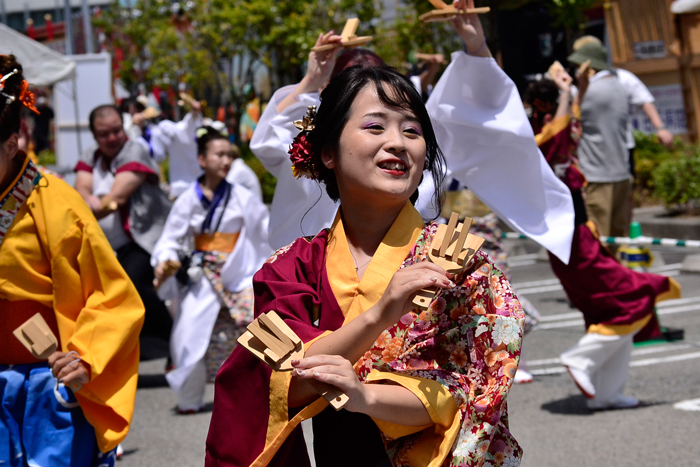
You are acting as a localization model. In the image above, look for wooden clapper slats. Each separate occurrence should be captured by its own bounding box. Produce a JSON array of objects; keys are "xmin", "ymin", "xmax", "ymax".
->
[
  {"xmin": 419, "ymin": 0, "xmax": 490, "ymax": 23},
  {"xmin": 311, "ymin": 18, "xmax": 373, "ymax": 52},
  {"xmin": 13, "ymin": 313, "xmax": 58, "ymax": 360},
  {"xmin": 412, "ymin": 212, "xmax": 485, "ymax": 310},
  {"xmin": 238, "ymin": 311, "xmax": 349, "ymax": 410}
]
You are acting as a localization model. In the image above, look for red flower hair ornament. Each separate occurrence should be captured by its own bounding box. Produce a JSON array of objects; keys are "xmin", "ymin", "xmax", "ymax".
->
[
  {"xmin": 19, "ymin": 80, "xmax": 39, "ymax": 114},
  {"xmin": 288, "ymin": 105, "xmax": 318, "ymax": 179},
  {"xmin": 0, "ymin": 68, "xmax": 39, "ymax": 114}
]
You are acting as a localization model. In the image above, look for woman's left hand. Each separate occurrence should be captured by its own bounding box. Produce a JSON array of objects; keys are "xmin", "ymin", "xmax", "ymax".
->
[
  {"xmin": 292, "ymin": 355, "xmax": 368, "ymax": 413},
  {"xmin": 449, "ymin": 0, "xmax": 491, "ymax": 58},
  {"xmin": 48, "ymin": 351, "xmax": 90, "ymax": 392}
]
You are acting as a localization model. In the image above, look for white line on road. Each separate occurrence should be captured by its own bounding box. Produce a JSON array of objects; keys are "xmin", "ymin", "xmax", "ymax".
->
[
  {"xmin": 629, "ymin": 351, "xmax": 700, "ymax": 367},
  {"xmin": 511, "ymin": 278, "xmax": 560, "ymax": 289},
  {"xmin": 509, "ymin": 260, "xmax": 537, "ymax": 268},
  {"xmin": 529, "ymin": 350, "xmax": 700, "ymax": 376},
  {"xmin": 533, "ymin": 298, "xmax": 700, "ymax": 330},
  {"xmin": 527, "ymin": 343, "xmax": 698, "ymax": 367},
  {"xmin": 649, "ymin": 263, "xmax": 683, "ymax": 272},
  {"xmin": 517, "ymin": 284, "xmax": 564, "ymax": 295},
  {"xmin": 511, "ymin": 263, "xmax": 684, "ymax": 293},
  {"xmin": 674, "ymin": 398, "xmax": 700, "ymax": 412},
  {"xmin": 508, "ymin": 254, "xmax": 539, "ymax": 262},
  {"xmin": 539, "ymin": 312, "xmax": 581, "ymax": 322},
  {"xmin": 536, "ymin": 319, "xmax": 585, "ymax": 330}
]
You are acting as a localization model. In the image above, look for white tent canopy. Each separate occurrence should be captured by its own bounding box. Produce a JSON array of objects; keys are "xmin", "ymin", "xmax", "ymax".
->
[
  {"xmin": 0, "ymin": 22, "xmax": 76, "ymax": 86},
  {"xmin": 671, "ymin": 0, "xmax": 700, "ymax": 14}
]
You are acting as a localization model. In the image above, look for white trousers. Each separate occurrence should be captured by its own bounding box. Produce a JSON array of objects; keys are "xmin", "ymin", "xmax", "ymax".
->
[
  {"xmin": 176, "ymin": 358, "xmax": 207, "ymax": 411},
  {"xmin": 560, "ymin": 331, "xmax": 635, "ymax": 405}
]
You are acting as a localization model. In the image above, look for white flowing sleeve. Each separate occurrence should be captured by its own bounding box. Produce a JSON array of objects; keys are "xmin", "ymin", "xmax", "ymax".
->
[
  {"xmin": 220, "ymin": 184, "xmax": 273, "ymax": 292},
  {"xmin": 226, "ymin": 158, "xmax": 263, "ymax": 201},
  {"xmin": 249, "ymin": 85, "xmax": 338, "ymax": 249},
  {"xmin": 426, "ymin": 51, "xmax": 574, "ymax": 263},
  {"xmin": 250, "ymin": 85, "xmax": 320, "ymax": 177},
  {"xmin": 174, "ymin": 112, "xmax": 203, "ymax": 144},
  {"xmin": 150, "ymin": 187, "xmax": 196, "ymax": 266}
]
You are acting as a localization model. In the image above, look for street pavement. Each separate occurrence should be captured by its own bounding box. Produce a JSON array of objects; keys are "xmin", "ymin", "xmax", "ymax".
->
[{"xmin": 119, "ymin": 241, "xmax": 700, "ymax": 466}]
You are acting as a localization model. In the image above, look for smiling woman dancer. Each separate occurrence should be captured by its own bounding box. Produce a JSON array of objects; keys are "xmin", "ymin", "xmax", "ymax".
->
[{"xmin": 206, "ymin": 60, "xmax": 525, "ymax": 467}]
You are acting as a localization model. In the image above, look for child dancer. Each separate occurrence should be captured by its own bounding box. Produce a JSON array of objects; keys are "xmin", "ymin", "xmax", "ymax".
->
[{"xmin": 152, "ymin": 127, "xmax": 271, "ymax": 413}]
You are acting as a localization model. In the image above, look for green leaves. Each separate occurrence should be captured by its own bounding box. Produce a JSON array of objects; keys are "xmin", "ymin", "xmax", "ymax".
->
[
  {"xmin": 633, "ymin": 131, "xmax": 700, "ymax": 212},
  {"xmin": 98, "ymin": 0, "xmax": 380, "ymax": 102}
]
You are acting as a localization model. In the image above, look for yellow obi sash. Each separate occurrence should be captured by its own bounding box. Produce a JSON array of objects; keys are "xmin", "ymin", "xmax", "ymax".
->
[
  {"xmin": 0, "ymin": 300, "xmax": 59, "ymax": 365},
  {"xmin": 194, "ymin": 231, "xmax": 240, "ymax": 253}
]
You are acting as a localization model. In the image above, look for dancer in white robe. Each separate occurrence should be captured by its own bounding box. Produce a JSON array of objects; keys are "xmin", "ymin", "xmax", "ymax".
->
[
  {"xmin": 152, "ymin": 110, "xmax": 204, "ymax": 198},
  {"xmin": 152, "ymin": 127, "xmax": 271, "ymax": 412},
  {"xmin": 251, "ymin": 20, "xmax": 575, "ymax": 264}
]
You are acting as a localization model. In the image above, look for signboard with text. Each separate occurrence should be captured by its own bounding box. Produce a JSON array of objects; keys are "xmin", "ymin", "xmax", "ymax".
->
[{"xmin": 630, "ymin": 83, "xmax": 687, "ymax": 135}]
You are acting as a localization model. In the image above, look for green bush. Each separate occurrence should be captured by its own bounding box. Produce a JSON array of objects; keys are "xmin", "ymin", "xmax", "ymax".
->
[
  {"xmin": 633, "ymin": 131, "xmax": 677, "ymax": 191},
  {"xmin": 36, "ymin": 149, "xmax": 56, "ymax": 166},
  {"xmin": 652, "ymin": 151, "xmax": 700, "ymax": 209}
]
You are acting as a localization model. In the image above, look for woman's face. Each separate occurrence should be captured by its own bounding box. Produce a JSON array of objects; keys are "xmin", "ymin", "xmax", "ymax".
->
[
  {"xmin": 199, "ymin": 139, "xmax": 234, "ymax": 182},
  {"xmin": 324, "ymin": 84, "xmax": 426, "ymax": 208}
]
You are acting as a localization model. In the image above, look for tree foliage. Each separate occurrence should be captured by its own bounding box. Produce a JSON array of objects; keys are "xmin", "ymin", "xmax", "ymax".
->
[{"xmin": 96, "ymin": 0, "xmax": 379, "ymax": 106}]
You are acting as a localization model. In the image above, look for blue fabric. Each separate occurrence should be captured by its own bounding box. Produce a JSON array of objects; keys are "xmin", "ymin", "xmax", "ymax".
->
[
  {"xmin": 0, "ymin": 363, "xmax": 116, "ymax": 467},
  {"xmin": 195, "ymin": 178, "xmax": 232, "ymax": 233}
]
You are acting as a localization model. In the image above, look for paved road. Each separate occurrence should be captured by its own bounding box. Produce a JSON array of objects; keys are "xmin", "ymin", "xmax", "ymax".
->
[{"xmin": 119, "ymin": 241, "xmax": 700, "ymax": 466}]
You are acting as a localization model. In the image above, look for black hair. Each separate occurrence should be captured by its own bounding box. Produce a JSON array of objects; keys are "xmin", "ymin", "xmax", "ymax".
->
[
  {"xmin": 196, "ymin": 126, "xmax": 229, "ymax": 156},
  {"xmin": 89, "ymin": 104, "xmax": 123, "ymax": 134},
  {"xmin": 0, "ymin": 55, "xmax": 24, "ymax": 143},
  {"xmin": 525, "ymin": 78, "xmax": 560, "ymax": 130},
  {"xmin": 306, "ymin": 64, "xmax": 445, "ymax": 211},
  {"xmin": 331, "ymin": 48, "xmax": 385, "ymax": 79},
  {"xmin": 119, "ymin": 97, "xmax": 146, "ymax": 115}
]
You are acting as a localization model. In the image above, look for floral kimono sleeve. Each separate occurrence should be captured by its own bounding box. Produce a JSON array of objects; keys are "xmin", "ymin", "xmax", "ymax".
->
[{"xmin": 355, "ymin": 248, "xmax": 525, "ymax": 467}]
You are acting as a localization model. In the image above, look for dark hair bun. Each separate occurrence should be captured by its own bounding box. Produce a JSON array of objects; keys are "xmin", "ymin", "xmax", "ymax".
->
[
  {"xmin": 196, "ymin": 125, "xmax": 228, "ymax": 155},
  {"xmin": 0, "ymin": 54, "xmax": 25, "ymax": 143}
]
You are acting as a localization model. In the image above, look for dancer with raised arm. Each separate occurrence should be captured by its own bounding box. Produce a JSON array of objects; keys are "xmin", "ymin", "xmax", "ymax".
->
[
  {"xmin": 251, "ymin": 0, "xmax": 575, "ymax": 267},
  {"xmin": 206, "ymin": 55, "xmax": 524, "ymax": 467},
  {"xmin": 526, "ymin": 71, "xmax": 681, "ymax": 410}
]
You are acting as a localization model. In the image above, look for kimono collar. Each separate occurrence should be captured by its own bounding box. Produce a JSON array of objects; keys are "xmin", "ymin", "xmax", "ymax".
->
[
  {"xmin": 534, "ymin": 113, "xmax": 571, "ymax": 147},
  {"xmin": 195, "ymin": 178, "xmax": 232, "ymax": 233},
  {"xmin": 0, "ymin": 152, "xmax": 41, "ymax": 247},
  {"xmin": 326, "ymin": 201, "xmax": 424, "ymax": 323}
]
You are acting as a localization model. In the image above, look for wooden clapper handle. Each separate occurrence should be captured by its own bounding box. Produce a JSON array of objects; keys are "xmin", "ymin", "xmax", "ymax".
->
[{"xmin": 238, "ymin": 311, "xmax": 349, "ymax": 410}]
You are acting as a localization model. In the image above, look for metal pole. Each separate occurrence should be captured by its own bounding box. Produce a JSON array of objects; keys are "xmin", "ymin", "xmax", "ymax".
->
[
  {"xmin": 80, "ymin": 0, "xmax": 94, "ymax": 54},
  {"xmin": 72, "ymin": 78, "xmax": 82, "ymax": 156},
  {"xmin": 1, "ymin": 0, "xmax": 7, "ymax": 26},
  {"xmin": 64, "ymin": 0, "xmax": 73, "ymax": 55},
  {"xmin": 55, "ymin": 0, "xmax": 61, "ymax": 26}
]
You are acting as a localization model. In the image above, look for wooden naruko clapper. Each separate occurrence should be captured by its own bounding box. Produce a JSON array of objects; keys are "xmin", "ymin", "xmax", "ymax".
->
[
  {"xmin": 238, "ymin": 311, "xmax": 349, "ymax": 410},
  {"xmin": 412, "ymin": 212, "xmax": 485, "ymax": 311},
  {"xmin": 13, "ymin": 313, "xmax": 58, "ymax": 360},
  {"xmin": 311, "ymin": 18, "xmax": 373, "ymax": 52},
  {"xmin": 419, "ymin": 0, "xmax": 490, "ymax": 23}
]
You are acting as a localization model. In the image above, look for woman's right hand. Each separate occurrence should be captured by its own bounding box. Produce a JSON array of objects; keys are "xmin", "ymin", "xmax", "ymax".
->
[
  {"xmin": 552, "ymin": 70, "xmax": 573, "ymax": 93},
  {"xmin": 153, "ymin": 261, "xmax": 170, "ymax": 289},
  {"xmin": 374, "ymin": 262, "xmax": 455, "ymax": 327},
  {"xmin": 297, "ymin": 31, "xmax": 343, "ymax": 95}
]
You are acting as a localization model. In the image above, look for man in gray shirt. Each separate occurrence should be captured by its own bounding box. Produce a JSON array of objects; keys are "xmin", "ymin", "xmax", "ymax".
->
[{"xmin": 568, "ymin": 42, "xmax": 632, "ymax": 237}]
